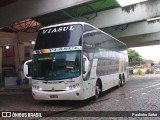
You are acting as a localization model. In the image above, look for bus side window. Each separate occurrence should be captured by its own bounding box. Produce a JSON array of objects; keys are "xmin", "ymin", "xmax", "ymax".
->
[{"xmin": 75, "ymin": 58, "xmax": 79, "ymax": 70}]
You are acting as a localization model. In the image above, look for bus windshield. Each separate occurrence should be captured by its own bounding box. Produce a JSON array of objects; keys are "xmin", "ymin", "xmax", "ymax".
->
[
  {"xmin": 34, "ymin": 25, "xmax": 82, "ymax": 50},
  {"xmin": 33, "ymin": 51, "xmax": 81, "ymax": 80}
]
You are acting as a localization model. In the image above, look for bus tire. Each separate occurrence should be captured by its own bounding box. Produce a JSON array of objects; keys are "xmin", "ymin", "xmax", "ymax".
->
[
  {"xmin": 94, "ymin": 80, "xmax": 101, "ymax": 99},
  {"xmin": 122, "ymin": 74, "xmax": 125, "ymax": 86},
  {"xmin": 118, "ymin": 74, "xmax": 122, "ymax": 87},
  {"xmin": 118, "ymin": 79, "xmax": 121, "ymax": 87}
]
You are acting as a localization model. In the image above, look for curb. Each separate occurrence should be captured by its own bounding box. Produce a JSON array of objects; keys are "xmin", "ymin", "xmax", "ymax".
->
[{"xmin": 0, "ymin": 86, "xmax": 31, "ymax": 92}]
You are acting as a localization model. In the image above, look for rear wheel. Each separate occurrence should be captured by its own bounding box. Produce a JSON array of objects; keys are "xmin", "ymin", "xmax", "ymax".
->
[
  {"xmin": 122, "ymin": 74, "xmax": 125, "ymax": 86},
  {"xmin": 94, "ymin": 81, "xmax": 101, "ymax": 99},
  {"xmin": 118, "ymin": 75, "xmax": 122, "ymax": 87},
  {"xmin": 118, "ymin": 78, "xmax": 121, "ymax": 87}
]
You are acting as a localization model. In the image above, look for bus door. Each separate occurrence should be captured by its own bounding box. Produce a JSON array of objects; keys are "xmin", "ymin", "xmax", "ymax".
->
[{"xmin": 82, "ymin": 55, "xmax": 93, "ymax": 99}]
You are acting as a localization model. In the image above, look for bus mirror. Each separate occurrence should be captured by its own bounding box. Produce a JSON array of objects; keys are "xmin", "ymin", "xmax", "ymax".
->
[
  {"xmin": 24, "ymin": 59, "xmax": 32, "ymax": 79},
  {"xmin": 83, "ymin": 55, "xmax": 90, "ymax": 77}
]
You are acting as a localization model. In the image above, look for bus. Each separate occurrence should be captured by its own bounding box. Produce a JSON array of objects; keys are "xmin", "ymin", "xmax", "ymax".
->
[{"xmin": 24, "ymin": 22, "xmax": 129, "ymax": 100}]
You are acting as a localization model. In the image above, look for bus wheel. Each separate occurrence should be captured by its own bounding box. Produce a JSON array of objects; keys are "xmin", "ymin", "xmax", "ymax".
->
[
  {"xmin": 118, "ymin": 75, "xmax": 122, "ymax": 87},
  {"xmin": 94, "ymin": 81, "xmax": 101, "ymax": 99},
  {"xmin": 118, "ymin": 79, "xmax": 121, "ymax": 87},
  {"xmin": 122, "ymin": 74, "xmax": 125, "ymax": 86}
]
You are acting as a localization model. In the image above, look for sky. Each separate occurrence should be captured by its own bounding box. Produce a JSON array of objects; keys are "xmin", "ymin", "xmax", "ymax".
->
[
  {"xmin": 130, "ymin": 45, "xmax": 160, "ymax": 62},
  {"xmin": 116, "ymin": 0, "xmax": 147, "ymax": 7}
]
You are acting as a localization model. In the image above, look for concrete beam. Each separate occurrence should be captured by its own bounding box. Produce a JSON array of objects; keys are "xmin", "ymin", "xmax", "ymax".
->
[
  {"xmin": 127, "ymin": 40, "xmax": 160, "ymax": 48},
  {"xmin": 0, "ymin": 32, "xmax": 16, "ymax": 39},
  {"xmin": 0, "ymin": 32, "xmax": 16, "ymax": 46},
  {"xmin": 0, "ymin": 31, "xmax": 37, "ymax": 46},
  {"xmin": 17, "ymin": 32, "xmax": 37, "ymax": 42},
  {"xmin": 102, "ymin": 21, "xmax": 160, "ymax": 38},
  {"xmin": 84, "ymin": 1, "xmax": 160, "ymax": 28},
  {"xmin": 0, "ymin": 31, "xmax": 35, "ymax": 45},
  {"xmin": 0, "ymin": 38, "xmax": 14, "ymax": 46},
  {"xmin": 0, "ymin": 0, "xmax": 92, "ymax": 27},
  {"xmin": 120, "ymin": 32, "xmax": 160, "ymax": 44}
]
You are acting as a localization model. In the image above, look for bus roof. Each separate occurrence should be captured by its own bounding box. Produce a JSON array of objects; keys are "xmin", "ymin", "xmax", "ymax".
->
[
  {"xmin": 40, "ymin": 22, "xmax": 127, "ymax": 46},
  {"xmin": 40, "ymin": 22, "xmax": 85, "ymax": 30}
]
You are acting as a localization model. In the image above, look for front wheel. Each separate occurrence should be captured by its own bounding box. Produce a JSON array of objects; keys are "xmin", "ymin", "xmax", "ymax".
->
[
  {"xmin": 122, "ymin": 74, "xmax": 125, "ymax": 86},
  {"xmin": 94, "ymin": 81, "xmax": 101, "ymax": 99},
  {"xmin": 118, "ymin": 75, "xmax": 122, "ymax": 87}
]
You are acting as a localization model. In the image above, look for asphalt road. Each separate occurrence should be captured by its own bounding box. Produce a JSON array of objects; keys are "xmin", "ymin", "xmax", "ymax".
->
[{"xmin": 1, "ymin": 75, "xmax": 160, "ymax": 120}]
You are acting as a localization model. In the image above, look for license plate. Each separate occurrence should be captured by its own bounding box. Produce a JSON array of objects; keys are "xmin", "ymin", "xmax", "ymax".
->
[{"xmin": 50, "ymin": 95, "xmax": 58, "ymax": 98}]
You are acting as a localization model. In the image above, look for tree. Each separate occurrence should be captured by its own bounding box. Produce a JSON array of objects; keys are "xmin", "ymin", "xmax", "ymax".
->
[{"xmin": 127, "ymin": 49, "xmax": 145, "ymax": 66}]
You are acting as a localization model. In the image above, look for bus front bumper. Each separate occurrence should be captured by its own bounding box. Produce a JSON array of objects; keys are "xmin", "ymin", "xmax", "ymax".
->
[{"xmin": 32, "ymin": 88, "xmax": 83, "ymax": 100}]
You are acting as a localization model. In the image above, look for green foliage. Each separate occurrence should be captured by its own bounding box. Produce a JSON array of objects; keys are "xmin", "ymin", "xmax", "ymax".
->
[
  {"xmin": 127, "ymin": 49, "xmax": 145, "ymax": 65},
  {"xmin": 137, "ymin": 69, "xmax": 142, "ymax": 75}
]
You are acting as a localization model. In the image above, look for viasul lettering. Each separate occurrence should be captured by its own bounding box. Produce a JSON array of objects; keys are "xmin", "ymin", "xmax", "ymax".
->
[{"xmin": 43, "ymin": 26, "xmax": 74, "ymax": 34}]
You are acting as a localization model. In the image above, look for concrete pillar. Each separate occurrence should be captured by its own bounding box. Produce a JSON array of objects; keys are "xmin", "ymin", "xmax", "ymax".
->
[
  {"xmin": 19, "ymin": 44, "xmax": 25, "ymax": 82},
  {"xmin": 14, "ymin": 32, "xmax": 25, "ymax": 83},
  {"xmin": 0, "ymin": 47, "xmax": 2, "ymax": 85},
  {"xmin": 14, "ymin": 43, "xmax": 20, "ymax": 78},
  {"xmin": 14, "ymin": 43, "xmax": 25, "ymax": 80},
  {"xmin": 18, "ymin": 44, "xmax": 25, "ymax": 63},
  {"xmin": 29, "ymin": 47, "xmax": 33, "ymax": 58}
]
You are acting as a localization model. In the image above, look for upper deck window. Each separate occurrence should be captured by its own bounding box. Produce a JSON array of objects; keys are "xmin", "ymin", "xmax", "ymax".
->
[{"xmin": 34, "ymin": 24, "xmax": 82, "ymax": 50}]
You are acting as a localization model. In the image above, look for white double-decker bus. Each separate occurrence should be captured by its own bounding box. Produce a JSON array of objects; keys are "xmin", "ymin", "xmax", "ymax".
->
[{"xmin": 24, "ymin": 22, "xmax": 128, "ymax": 100}]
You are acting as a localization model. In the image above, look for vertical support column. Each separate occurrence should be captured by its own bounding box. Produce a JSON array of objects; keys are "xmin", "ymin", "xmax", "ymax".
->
[
  {"xmin": 14, "ymin": 41, "xmax": 19, "ymax": 75},
  {"xmin": 29, "ymin": 47, "xmax": 33, "ymax": 58},
  {"xmin": 0, "ymin": 47, "xmax": 2, "ymax": 86},
  {"xmin": 18, "ymin": 44, "xmax": 25, "ymax": 63},
  {"xmin": 18, "ymin": 44, "xmax": 25, "ymax": 81},
  {"xmin": 14, "ymin": 32, "xmax": 25, "ymax": 84},
  {"xmin": 14, "ymin": 43, "xmax": 25, "ymax": 81},
  {"xmin": 14, "ymin": 32, "xmax": 36, "ymax": 85}
]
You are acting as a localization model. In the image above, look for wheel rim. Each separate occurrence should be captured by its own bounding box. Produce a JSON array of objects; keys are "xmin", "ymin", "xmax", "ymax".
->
[
  {"xmin": 96, "ymin": 86, "xmax": 100, "ymax": 94},
  {"xmin": 121, "ymin": 78, "xmax": 123, "ymax": 85},
  {"xmin": 95, "ymin": 83, "xmax": 100, "ymax": 99},
  {"xmin": 123, "ymin": 75, "xmax": 125, "ymax": 84},
  {"xmin": 118, "ymin": 79, "xmax": 121, "ymax": 87}
]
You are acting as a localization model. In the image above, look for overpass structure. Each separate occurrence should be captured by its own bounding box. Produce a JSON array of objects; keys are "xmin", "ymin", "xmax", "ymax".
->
[{"xmin": 0, "ymin": 0, "xmax": 160, "ymax": 82}]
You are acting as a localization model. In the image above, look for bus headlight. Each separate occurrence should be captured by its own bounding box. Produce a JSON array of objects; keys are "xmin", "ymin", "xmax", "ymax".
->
[
  {"xmin": 32, "ymin": 85, "xmax": 35, "ymax": 88},
  {"xmin": 65, "ymin": 84, "xmax": 80, "ymax": 90},
  {"xmin": 69, "ymin": 85, "xmax": 72, "ymax": 89},
  {"xmin": 66, "ymin": 86, "xmax": 70, "ymax": 90},
  {"xmin": 73, "ymin": 85, "xmax": 76, "ymax": 88},
  {"xmin": 76, "ymin": 83, "xmax": 79, "ymax": 87},
  {"xmin": 32, "ymin": 85, "xmax": 42, "ymax": 90},
  {"xmin": 39, "ymin": 87, "xmax": 42, "ymax": 91}
]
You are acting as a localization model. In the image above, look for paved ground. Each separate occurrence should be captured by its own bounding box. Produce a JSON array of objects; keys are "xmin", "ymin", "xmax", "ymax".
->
[{"xmin": 0, "ymin": 75, "xmax": 160, "ymax": 120}]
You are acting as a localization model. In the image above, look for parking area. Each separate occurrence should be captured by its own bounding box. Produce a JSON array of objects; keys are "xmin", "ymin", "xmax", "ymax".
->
[{"xmin": 0, "ymin": 75, "xmax": 160, "ymax": 119}]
